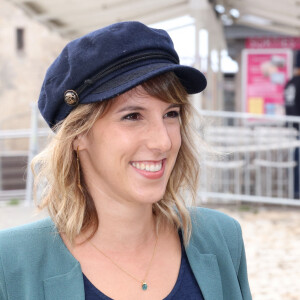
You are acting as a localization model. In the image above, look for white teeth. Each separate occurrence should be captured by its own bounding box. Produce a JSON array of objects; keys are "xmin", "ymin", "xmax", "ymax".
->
[
  {"xmin": 132, "ymin": 161, "xmax": 162, "ymax": 172},
  {"xmin": 156, "ymin": 164, "xmax": 161, "ymax": 171}
]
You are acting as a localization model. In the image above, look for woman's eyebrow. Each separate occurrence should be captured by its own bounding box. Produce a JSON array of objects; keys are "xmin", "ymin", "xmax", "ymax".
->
[
  {"xmin": 168, "ymin": 104, "xmax": 181, "ymax": 109},
  {"xmin": 116, "ymin": 105, "xmax": 146, "ymax": 113},
  {"xmin": 116, "ymin": 103, "xmax": 180, "ymax": 113}
]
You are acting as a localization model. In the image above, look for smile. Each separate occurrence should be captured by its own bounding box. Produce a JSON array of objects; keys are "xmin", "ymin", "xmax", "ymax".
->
[{"xmin": 131, "ymin": 161, "xmax": 163, "ymax": 172}]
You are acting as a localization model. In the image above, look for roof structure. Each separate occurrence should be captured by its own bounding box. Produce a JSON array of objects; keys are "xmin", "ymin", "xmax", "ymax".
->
[
  {"xmin": 6, "ymin": 0, "xmax": 300, "ymax": 110},
  {"xmin": 226, "ymin": 0, "xmax": 300, "ymax": 37},
  {"xmin": 7, "ymin": 0, "xmax": 300, "ymax": 39},
  {"xmin": 8, "ymin": 0, "xmax": 195, "ymax": 38}
]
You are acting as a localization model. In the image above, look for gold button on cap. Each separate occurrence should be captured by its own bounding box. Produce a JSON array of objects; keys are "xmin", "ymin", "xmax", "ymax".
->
[{"xmin": 64, "ymin": 90, "xmax": 79, "ymax": 106}]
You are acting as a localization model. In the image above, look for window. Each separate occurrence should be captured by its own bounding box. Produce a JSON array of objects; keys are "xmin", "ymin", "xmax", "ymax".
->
[{"xmin": 16, "ymin": 28, "xmax": 25, "ymax": 52}]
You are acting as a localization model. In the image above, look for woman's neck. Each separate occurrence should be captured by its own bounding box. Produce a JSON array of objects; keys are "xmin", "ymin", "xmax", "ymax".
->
[
  {"xmin": 80, "ymin": 177, "xmax": 160, "ymax": 251},
  {"xmin": 91, "ymin": 204, "xmax": 157, "ymax": 252}
]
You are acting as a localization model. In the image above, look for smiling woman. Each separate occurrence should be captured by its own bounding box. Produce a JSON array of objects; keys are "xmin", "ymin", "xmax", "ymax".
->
[
  {"xmin": 35, "ymin": 72, "xmax": 199, "ymax": 247},
  {"xmin": 0, "ymin": 22, "xmax": 252, "ymax": 300}
]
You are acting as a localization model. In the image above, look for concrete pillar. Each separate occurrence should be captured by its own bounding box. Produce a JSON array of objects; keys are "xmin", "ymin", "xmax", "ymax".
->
[
  {"xmin": 189, "ymin": 0, "xmax": 226, "ymax": 111},
  {"xmin": 217, "ymin": 48, "xmax": 224, "ymax": 110},
  {"xmin": 25, "ymin": 103, "xmax": 38, "ymax": 206},
  {"xmin": 192, "ymin": 17, "xmax": 203, "ymax": 110}
]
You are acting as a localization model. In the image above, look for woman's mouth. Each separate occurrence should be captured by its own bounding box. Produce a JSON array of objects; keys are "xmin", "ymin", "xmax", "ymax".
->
[
  {"xmin": 131, "ymin": 161, "xmax": 162, "ymax": 172},
  {"xmin": 130, "ymin": 159, "xmax": 166, "ymax": 179}
]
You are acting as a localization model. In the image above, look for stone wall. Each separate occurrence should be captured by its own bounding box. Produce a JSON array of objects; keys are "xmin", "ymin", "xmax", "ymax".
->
[{"xmin": 0, "ymin": 0, "xmax": 67, "ymax": 132}]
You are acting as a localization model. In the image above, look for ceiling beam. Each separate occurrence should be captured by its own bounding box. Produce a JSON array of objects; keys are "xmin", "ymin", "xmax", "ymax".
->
[
  {"xmin": 228, "ymin": 0, "xmax": 299, "ymax": 8},
  {"xmin": 33, "ymin": 0, "xmax": 187, "ymax": 23},
  {"xmin": 224, "ymin": 24, "xmax": 282, "ymax": 39},
  {"xmin": 11, "ymin": 0, "xmax": 133, "ymax": 6},
  {"xmin": 236, "ymin": 19, "xmax": 300, "ymax": 36},
  {"xmin": 20, "ymin": 0, "xmax": 185, "ymax": 17},
  {"xmin": 229, "ymin": 0, "xmax": 300, "ymax": 18},
  {"xmin": 134, "ymin": 5, "xmax": 190, "ymax": 25},
  {"xmin": 235, "ymin": 5, "xmax": 300, "ymax": 28},
  {"xmin": 56, "ymin": 3, "xmax": 190, "ymax": 37}
]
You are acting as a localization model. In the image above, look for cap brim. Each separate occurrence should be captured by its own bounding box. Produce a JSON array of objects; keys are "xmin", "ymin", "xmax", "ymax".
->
[{"xmin": 81, "ymin": 62, "xmax": 206, "ymax": 104}]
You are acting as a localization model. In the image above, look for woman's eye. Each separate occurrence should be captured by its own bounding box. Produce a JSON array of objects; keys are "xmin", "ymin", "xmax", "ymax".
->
[
  {"xmin": 122, "ymin": 113, "xmax": 141, "ymax": 121},
  {"xmin": 165, "ymin": 111, "xmax": 180, "ymax": 118}
]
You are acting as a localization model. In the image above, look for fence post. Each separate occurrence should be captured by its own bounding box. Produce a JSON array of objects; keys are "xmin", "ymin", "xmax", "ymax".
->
[{"xmin": 24, "ymin": 103, "xmax": 38, "ymax": 206}]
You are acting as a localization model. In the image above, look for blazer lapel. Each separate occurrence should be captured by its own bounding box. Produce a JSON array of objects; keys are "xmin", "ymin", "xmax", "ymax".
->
[
  {"xmin": 43, "ymin": 262, "xmax": 85, "ymax": 300},
  {"xmin": 186, "ymin": 242, "xmax": 223, "ymax": 300}
]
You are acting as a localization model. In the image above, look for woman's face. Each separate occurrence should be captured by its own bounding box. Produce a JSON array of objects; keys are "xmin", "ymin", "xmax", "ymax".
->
[{"xmin": 77, "ymin": 86, "xmax": 182, "ymax": 206}]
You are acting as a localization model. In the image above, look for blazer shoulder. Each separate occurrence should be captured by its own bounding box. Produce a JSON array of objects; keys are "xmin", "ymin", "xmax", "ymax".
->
[
  {"xmin": 0, "ymin": 217, "xmax": 76, "ymax": 279},
  {"xmin": 190, "ymin": 206, "xmax": 239, "ymax": 230},
  {"xmin": 0, "ymin": 219, "xmax": 82, "ymax": 299},
  {"xmin": 0, "ymin": 217, "xmax": 60, "ymax": 258},
  {"xmin": 0, "ymin": 217, "xmax": 55, "ymax": 242},
  {"xmin": 189, "ymin": 207, "xmax": 243, "ymax": 272}
]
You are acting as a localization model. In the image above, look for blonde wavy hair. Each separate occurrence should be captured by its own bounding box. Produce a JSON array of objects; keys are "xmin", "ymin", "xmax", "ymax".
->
[{"xmin": 33, "ymin": 72, "xmax": 201, "ymax": 245}]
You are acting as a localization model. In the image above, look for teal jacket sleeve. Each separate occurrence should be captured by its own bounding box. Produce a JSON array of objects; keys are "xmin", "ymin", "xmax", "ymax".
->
[
  {"xmin": 233, "ymin": 219, "xmax": 252, "ymax": 300},
  {"xmin": 0, "ymin": 250, "xmax": 8, "ymax": 300}
]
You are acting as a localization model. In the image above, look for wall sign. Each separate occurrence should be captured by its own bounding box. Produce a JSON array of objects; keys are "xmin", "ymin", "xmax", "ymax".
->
[
  {"xmin": 246, "ymin": 37, "xmax": 300, "ymax": 50},
  {"xmin": 242, "ymin": 49, "xmax": 292, "ymax": 115}
]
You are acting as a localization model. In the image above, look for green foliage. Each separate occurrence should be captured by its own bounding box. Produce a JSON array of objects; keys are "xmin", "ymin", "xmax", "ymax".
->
[{"xmin": 8, "ymin": 198, "xmax": 20, "ymax": 206}]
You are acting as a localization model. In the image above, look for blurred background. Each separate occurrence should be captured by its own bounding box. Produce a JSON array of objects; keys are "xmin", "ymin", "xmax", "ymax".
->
[{"xmin": 0, "ymin": 0, "xmax": 300, "ymax": 299}]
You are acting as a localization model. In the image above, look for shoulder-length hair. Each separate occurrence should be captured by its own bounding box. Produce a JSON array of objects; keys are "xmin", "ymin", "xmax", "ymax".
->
[{"xmin": 32, "ymin": 71, "xmax": 201, "ymax": 245}]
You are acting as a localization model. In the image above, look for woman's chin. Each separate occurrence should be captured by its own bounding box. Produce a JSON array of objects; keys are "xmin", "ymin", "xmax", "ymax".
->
[
  {"xmin": 137, "ymin": 186, "xmax": 167, "ymax": 201},
  {"xmin": 131, "ymin": 191, "xmax": 166, "ymax": 206}
]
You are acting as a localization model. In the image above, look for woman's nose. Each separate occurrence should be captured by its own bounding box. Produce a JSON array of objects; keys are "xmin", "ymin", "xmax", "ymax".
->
[{"xmin": 146, "ymin": 119, "xmax": 172, "ymax": 153}]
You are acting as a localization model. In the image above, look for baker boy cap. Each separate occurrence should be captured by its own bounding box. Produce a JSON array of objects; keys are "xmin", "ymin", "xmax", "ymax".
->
[{"xmin": 38, "ymin": 21, "xmax": 207, "ymax": 128}]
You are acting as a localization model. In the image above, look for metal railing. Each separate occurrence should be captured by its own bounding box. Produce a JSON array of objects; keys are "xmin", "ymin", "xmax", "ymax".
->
[{"xmin": 197, "ymin": 109, "xmax": 300, "ymax": 206}]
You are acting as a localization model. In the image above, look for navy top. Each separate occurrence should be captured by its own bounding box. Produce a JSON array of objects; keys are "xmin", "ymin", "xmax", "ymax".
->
[{"xmin": 83, "ymin": 231, "xmax": 204, "ymax": 299}]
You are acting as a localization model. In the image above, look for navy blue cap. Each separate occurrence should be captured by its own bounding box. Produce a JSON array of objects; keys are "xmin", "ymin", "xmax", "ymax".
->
[{"xmin": 38, "ymin": 21, "xmax": 207, "ymax": 128}]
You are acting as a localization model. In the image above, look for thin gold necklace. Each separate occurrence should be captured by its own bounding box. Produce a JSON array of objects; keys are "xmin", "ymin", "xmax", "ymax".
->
[{"xmin": 89, "ymin": 233, "xmax": 158, "ymax": 291}]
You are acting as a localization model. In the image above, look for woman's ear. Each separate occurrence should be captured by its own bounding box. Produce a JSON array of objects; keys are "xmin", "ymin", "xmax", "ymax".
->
[
  {"xmin": 72, "ymin": 138, "xmax": 80, "ymax": 151},
  {"xmin": 72, "ymin": 134, "xmax": 86, "ymax": 151}
]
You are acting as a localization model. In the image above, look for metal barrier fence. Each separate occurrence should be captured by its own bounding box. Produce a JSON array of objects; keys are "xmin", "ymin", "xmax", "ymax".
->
[
  {"xmin": 1, "ymin": 105, "xmax": 300, "ymax": 206},
  {"xmin": 0, "ymin": 128, "xmax": 50, "ymax": 203},
  {"xmin": 0, "ymin": 104, "xmax": 51, "ymax": 203},
  {"xmin": 197, "ymin": 109, "xmax": 300, "ymax": 206}
]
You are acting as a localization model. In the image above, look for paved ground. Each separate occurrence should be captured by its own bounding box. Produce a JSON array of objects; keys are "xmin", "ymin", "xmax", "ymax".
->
[
  {"xmin": 0, "ymin": 202, "xmax": 299, "ymax": 300},
  {"xmin": 0, "ymin": 204, "xmax": 47, "ymax": 229},
  {"xmin": 218, "ymin": 204, "xmax": 300, "ymax": 300}
]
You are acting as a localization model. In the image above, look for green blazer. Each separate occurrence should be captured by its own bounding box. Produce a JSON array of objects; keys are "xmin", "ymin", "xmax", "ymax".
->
[{"xmin": 0, "ymin": 207, "xmax": 252, "ymax": 300}]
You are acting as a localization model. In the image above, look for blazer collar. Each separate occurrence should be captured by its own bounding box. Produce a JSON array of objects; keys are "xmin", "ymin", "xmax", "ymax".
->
[
  {"xmin": 42, "ymin": 221, "xmax": 85, "ymax": 300},
  {"xmin": 43, "ymin": 243, "xmax": 223, "ymax": 300},
  {"xmin": 42, "ymin": 217, "xmax": 223, "ymax": 300},
  {"xmin": 185, "ymin": 241, "xmax": 223, "ymax": 300}
]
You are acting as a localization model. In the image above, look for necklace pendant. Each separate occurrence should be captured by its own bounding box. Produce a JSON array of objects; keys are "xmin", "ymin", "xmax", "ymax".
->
[{"xmin": 142, "ymin": 282, "xmax": 148, "ymax": 291}]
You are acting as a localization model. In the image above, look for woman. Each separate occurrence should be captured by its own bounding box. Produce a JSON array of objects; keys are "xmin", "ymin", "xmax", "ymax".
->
[{"xmin": 0, "ymin": 22, "xmax": 251, "ymax": 300}]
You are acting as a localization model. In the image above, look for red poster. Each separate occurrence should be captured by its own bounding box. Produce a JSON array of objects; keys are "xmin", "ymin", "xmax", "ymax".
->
[{"xmin": 242, "ymin": 49, "xmax": 292, "ymax": 115}]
